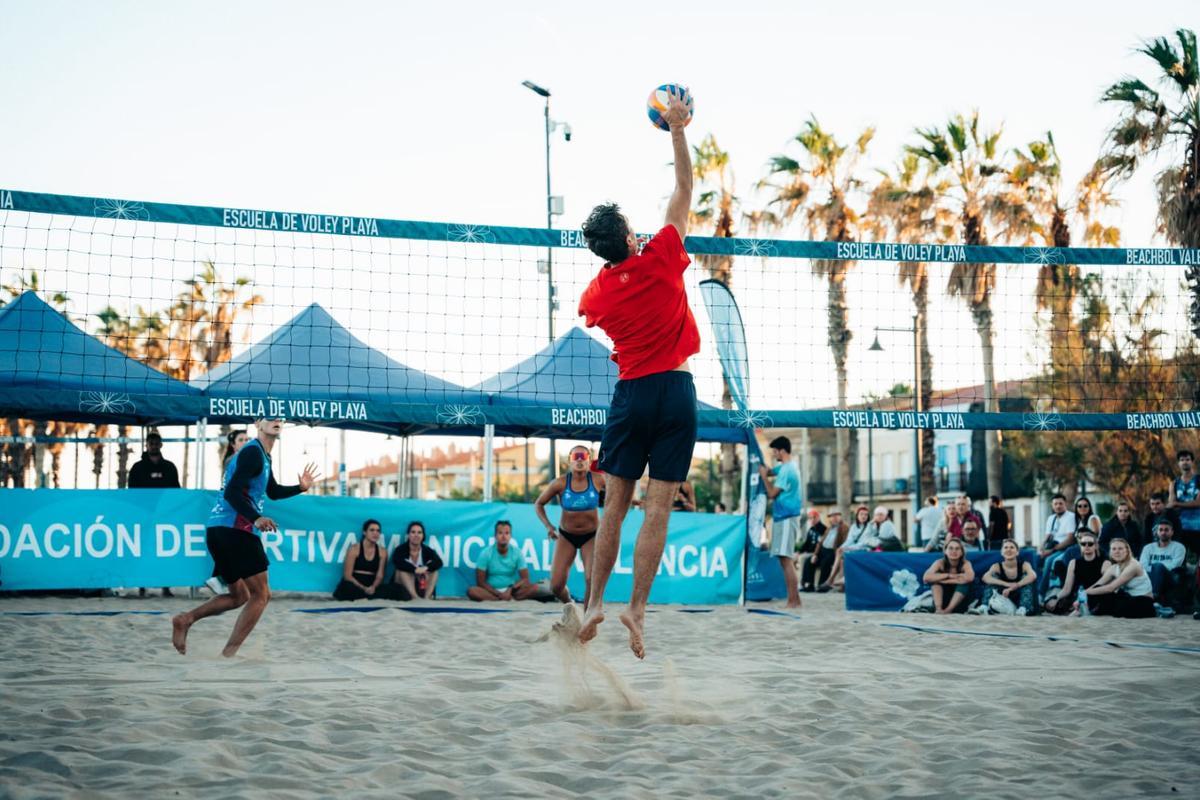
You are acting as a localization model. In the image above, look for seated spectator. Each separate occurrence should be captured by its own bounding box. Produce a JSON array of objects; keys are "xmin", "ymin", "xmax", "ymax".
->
[
  {"xmin": 804, "ymin": 510, "xmax": 845, "ymax": 591},
  {"xmin": 1085, "ymin": 538, "xmax": 1156, "ymax": 618},
  {"xmin": 1139, "ymin": 518, "xmax": 1189, "ymax": 614},
  {"xmin": 798, "ymin": 509, "xmax": 825, "ymax": 557},
  {"xmin": 467, "ymin": 521, "xmax": 540, "ymax": 601},
  {"xmin": 981, "ymin": 538, "xmax": 1038, "ymax": 614},
  {"xmin": 819, "ymin": 506, "xmax": 870, "ymax": 591},
  {"xmin": 806, "ymin": 510, "xmax": 844, "ymax": 592},
  {"xmin": 1074, "ymin": 497, "xmax": 1102, "ymax": 538},
  {"xmin": 923, "ymin": 539, "xmax": 976, "ymax": 614},
  {"xmin": 333, "ymin": 519, "xmax": 388, "ymax": 601},
  {"xmin": 1045, "ymin": 531, "xmax": 1108, "ymax": 615},
  {"xmin": 960, "ymin": 519, "xmax": 985, "ymax": 552},
  {"xmin": 1142, "ymin": 493, "xmax": 1172, "ymax": 554},
  {"xmin": 391, "ymin": 520, "xmax": 444, "ymax": 600},
  {"xmin": 1099, "ymin": 500, "xmax": 1142, "ymax": 558},
  {"xmin": 864, "ymin": 506, "xmax": 903, "ymax": 552},
  {"xmin": 1050, "ymin": 527, "xmax": 1092, "ymax": 586},
  {"xmin": 1038, "ymin": 493, "xmax": 1077, "ymax": 595}
]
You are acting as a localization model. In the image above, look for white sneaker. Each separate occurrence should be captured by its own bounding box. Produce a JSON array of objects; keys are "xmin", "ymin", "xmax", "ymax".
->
[{"xmin": 204, "ymin": 576, "xmax": 229, "ymax": 595}]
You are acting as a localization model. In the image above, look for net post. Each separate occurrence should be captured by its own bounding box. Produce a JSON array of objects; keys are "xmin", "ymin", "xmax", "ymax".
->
[{"xmin": 483, "ymin": 424, "xmax": 496, "ymax": 503}]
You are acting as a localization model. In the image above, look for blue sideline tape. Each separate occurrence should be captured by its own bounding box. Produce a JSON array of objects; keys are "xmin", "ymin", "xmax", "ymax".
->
[
  {"xmin": 292, "ymin": 605, "xmax": 515, "ymax": 614},
  {"xmin": 880, "ymin": 622, "xmax": 1200, "ymax": 654},
  {"xmin": 0, "ymin": 610, "xmax": 167, "ymax": 617},
  {"xmin": 747, "ymin": 608, "xmax": 802, "ymax": 618}
]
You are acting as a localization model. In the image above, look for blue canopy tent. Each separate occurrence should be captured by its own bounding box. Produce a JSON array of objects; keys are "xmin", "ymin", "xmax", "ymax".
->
[
  {"xmin": 191, "ymin": 302, "xmax": 486, "ymax": 434},
  {"xmin": 471, "ymin": 326, "xmax": 747, "ymax": 444},
  {"xmin": 0, "ymin": 291, "xmax": 202, "ymax": 424}
]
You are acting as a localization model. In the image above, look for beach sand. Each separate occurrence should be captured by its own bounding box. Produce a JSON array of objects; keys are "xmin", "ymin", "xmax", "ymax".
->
[{"xmin": 1, "ymin": 592, "xmax": 1198, "ymax": 799}]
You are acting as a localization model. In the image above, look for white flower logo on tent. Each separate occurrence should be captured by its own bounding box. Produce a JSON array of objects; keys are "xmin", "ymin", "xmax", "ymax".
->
[
  {"xmin": 94, "ymin": 198, "xmax": 150, "ymax": 221},
  {"xmin": 447, "ymin": 223, "xmax": 495, "ymax": 244},
  {"xmin": 436, "ymin": 404, "xmax": 484, "ymax": 426},
  {"xmin": 890, "ymin": 568, "xmax": 920, "ymax": 598},
  {"xmin": 78, "ymin": 391, "xmax": 136, "ymax": 415}
]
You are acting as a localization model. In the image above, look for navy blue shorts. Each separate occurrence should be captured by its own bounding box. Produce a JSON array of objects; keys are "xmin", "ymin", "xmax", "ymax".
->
[{"xmin": 598, "ymin": 371, "xmax": 698, "ymax": 482}]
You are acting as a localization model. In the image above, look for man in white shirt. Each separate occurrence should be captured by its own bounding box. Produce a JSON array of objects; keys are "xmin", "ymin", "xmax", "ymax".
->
[
  {"xmin": 915, "ymin": 496, "xmax": 942, "ymax": 549},
  {"xmin": 1038, "ymin": 493, "xmax": 1077, "ymax": 595},
  {"xmin": 1139, "ymin": 519, "xmax": 1190, "ymax": 612}
]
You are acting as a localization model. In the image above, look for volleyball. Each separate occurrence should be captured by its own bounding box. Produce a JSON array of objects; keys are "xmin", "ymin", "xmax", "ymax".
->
[{"xmin": 646, "ymin": 83, "xmax": 694, "ymax": 131}]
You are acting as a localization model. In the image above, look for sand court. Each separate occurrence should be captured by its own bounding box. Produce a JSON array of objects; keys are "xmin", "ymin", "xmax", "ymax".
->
[{"xmin": 1, "ymin": 593, "xmax": 1198, "ymax": 799}]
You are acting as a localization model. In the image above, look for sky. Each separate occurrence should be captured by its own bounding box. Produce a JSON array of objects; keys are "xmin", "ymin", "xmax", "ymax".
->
[{"xmin": 1, "ymin": 0, "xmax": 1195, "ymax": 487}]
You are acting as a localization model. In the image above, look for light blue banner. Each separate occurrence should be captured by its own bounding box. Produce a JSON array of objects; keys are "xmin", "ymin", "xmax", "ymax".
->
[{"xmin": 0, "ymin": 490, "xmax": 746, "ymax": 604}]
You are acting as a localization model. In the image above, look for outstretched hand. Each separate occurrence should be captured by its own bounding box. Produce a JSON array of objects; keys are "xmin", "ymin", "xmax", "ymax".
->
[
  {"xmin": 661, "ymin": 87, "xmax": 691, "ymax": 130},
  {"xmin": 298, "ymin": 462, "xmax": 321, "ymax": 491}
]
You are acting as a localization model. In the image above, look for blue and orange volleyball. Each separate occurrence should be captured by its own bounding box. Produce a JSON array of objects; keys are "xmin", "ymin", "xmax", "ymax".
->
[{"xmin": 646, "ymin": 84, "xmax": 694, "ymax": 131}]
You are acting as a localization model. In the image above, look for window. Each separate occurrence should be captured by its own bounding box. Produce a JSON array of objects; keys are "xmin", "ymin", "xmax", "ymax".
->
[
  {"xmin": 956, "ymin": 443, "xmax": 968, "ymax": 465},
  {"xmin": 936, "ymin": 446, "xmax": 948, "ymax": 468}
]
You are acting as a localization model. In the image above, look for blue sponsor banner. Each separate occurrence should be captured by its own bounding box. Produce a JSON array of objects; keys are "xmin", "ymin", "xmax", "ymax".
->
[
  {"xmin": 843, "ymin": 550, "xmax": 1041, "ymax": 611},
  {"xmin": 0, "ymin": 490, "xmax": 745, "ymax": 604},
  {"xmin": 745, "ymin": 545, "xmax": 787, "ymax": 602}
]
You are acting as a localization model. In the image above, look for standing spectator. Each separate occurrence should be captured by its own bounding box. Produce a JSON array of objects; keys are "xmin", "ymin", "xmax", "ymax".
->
[
  {"xmin": 1086, "ymin": 539, "xmax": 1156, "ymax": 618},
  {"xmin": 468, "ymin": 521, "xmax": 539, "ymax": 601},
  {"xmin": 714, "ymin": 502, "xmax": 727, "ymax": 513},
  {"xmin": 957, "ymin": 495, "xmax": 985, "ymax": 531},
  {"xmin": 1143, "ymin": 493, "xmax": 1173, "ymax": 554},
  {"xmin": 944, "ymin": 501, "xmax": 964, "ymax": 541},
  {"xmin": 924, "ymin": 505, "xmax": 952, "ymax": 552},
  {"xmin": 759, "ymin": 435, "xmax": 802, "ymax": 608},
  {"xmin": 392, "ymin": 520, "xmax": 444, "ymax": 600},
  {"xmin": 1168, "ymin": 449, "xmax": 1200, "ymax": 556},
  {"xmin": 915, "ymin": 496, "xmax": 942, "ymax": 549},
  {"xmin": 1046, "ymin": 531, "xmax": 1108, "ymax": 615},
  {"xmin": 960, "ymin": 519, "xmax": 985, "ymax": 552},
  {"xmin": 1038, "ymin": 493, "xmax": 1077, "ymax": 595},
  {"xmin": 128, "ymin": 431, "xmax": 180, "ymax": 489},
  {"xmin": 1100, "ymin": 500, "xmax": 1142, "ymax": 558},
  {"xmin": 1074, "ymin": 497, "xmax": 1102, "ymax": 538},
  {"xmin": 819, "ymin": 506, "xmax": 870, "ymax": 591},
  {"xmin": 673, "ymin": 480, "xmax": 697, "ymax": 512},
  {"xmin": 221, "ymin": 430, "xmax": 248, "ymax": 471},
  {"xmin": 981, "ymin": 539, "xmax": 1038, "ymax": 614},
  {"xmin": 333, "ymin": 519, "xmax": 388, "ymax": 601},
  {"xmin": 987, "ymin": 496, "xmax": 1009, "ymax": 550},
  {"xmin": 1139, "ymin": 519, "xmax": 1189, "ymax": 614},
  {"xmin": 924, "ymin": 539, "xmax": 976, "ymax": 614},
  {"xmin": 129, "ymin": 430, "xmax": 181, "ymax": 597},
  {"xmin": 864, "ymin": 506, "xmax": 903, "ymax": 551}
]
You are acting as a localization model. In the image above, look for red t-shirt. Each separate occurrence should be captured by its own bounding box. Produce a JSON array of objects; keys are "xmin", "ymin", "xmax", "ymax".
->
[{"xmin": 578, "ymin": 225, "xmax": 701, "ymax": 380}]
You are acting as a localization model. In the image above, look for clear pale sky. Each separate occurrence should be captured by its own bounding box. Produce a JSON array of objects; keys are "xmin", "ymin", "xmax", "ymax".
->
[{"xmin": 1, "ymin": 0, "xmax": 1194, "ymax": 485}]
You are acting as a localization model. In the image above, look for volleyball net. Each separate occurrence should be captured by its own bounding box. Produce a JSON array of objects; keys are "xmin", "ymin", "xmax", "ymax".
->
[{"xmin": 1, "ymin": 188, "xmax": 1199, "ymax": 435}]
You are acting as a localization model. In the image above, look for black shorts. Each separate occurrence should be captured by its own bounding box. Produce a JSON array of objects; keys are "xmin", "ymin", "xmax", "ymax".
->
[
  {"xmin": 206, "ymin": 526, "xmax": 269, "ymax": 584},
  {"xmin": 598, "ymin": 371, "xmax": 698, "ymax": 482},
  {"xmin": 559, "ymin": 528, "xmax": 597, "ymax": 549}
]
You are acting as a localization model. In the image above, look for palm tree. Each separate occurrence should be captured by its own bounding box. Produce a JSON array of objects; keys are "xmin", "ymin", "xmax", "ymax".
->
[
  {"xmin": 991, "ymin": 135, "xmax": 1122, "ymax": 406},
  {"xmin": 907, "ymin": 111, "xmax": 1006, "ymax": 498},
  {"xmin": 866, "ymin": 153, "xmax": 952, "ymax": 500},
  {"xmin": 763, "ymin": 117, "xmax": 874, "ymax": 510},
  {"xmin": 96, "ymin": 306, "xmax": 135, "ymax": 488},
  {"xmin": 1099, "ymin": 28, "xmax": 1200, "ymax": 349},
  {"xmin": 690, "ymin": 134, "xmax": 740, "ymax": 508}
]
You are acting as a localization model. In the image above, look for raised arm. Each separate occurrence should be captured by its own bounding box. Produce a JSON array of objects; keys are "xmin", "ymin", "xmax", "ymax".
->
[{"xmin": 662, "ymin": 89, "xmax": 693, "ymax": 239}]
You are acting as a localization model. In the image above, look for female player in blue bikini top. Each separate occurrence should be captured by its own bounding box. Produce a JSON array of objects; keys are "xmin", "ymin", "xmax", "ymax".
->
[{"xmin": 535, "ymin": 445, "xmax": 607, "ymax": 607}]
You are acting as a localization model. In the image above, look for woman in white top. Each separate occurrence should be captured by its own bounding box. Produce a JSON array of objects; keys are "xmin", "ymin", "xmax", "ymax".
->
[
  {"xmin": 1085, "ymin": 538, "xmax": 1155, "ymax": 618},
  {"xmin": 1073, "ymin": 497, "xmax": 1102, "ymax": 537},
  {"xmin": 864, "ymin": 506, "xmax": 903, "ymax": 551},
  {"xmin": 819, "ymin": 506, "xmax": 871, "ymax": 592}
]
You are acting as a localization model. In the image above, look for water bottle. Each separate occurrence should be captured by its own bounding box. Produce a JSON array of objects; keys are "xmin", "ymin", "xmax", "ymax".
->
[{"xmin": 1076, "ymin": 587, "xmax": 1090, "ymax": 616}]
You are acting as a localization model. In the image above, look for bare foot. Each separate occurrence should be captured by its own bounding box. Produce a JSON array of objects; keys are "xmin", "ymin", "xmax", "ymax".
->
[
  {"xmin": 578, "ymin": 606, "xmax": 605, "ymax": 644},
  {"xmin": 171, "ymin": 614, "xmax": 191, "ymax": 655},
  {"xmin": 221, "ymin": 645, "xmax": 240, "ymax": 658},
  {"xmin": 786, "ymin": 600, "xmax": 802, "ymax": 609},
  {"xmin": 619, "ymin": 609, "xmax": 645, "ymax": 660}
]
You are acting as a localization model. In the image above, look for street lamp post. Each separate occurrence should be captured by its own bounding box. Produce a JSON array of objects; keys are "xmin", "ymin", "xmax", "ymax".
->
[
  {"xmin": 523, "ymin": 79, "xmax": 570, "ymax": 480},
  {"xmin": 869, "ymin": 315, "xmax": 923, "ymax": 539}
]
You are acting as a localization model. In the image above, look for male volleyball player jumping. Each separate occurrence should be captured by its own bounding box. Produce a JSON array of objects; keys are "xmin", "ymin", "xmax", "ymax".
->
[
  {"xmin": 576, "ymin": 89, "xmax": 697, "ymax": 659},
  {"xmin": 172, "ymin": 418, "xmax": 318, "ymax": 657}
]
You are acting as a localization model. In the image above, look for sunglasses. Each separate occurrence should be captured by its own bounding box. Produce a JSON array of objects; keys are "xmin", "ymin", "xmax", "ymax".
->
[
  {"xmin": 1079, "ymin": 541, "xmax": 1096, "ymax": 547},
  {"xmin": 570, "ymin": 452, "xmax": 588, "ymax": 461}
]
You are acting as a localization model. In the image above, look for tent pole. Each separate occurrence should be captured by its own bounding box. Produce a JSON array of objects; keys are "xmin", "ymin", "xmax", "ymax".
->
[
  {"xmin": 338, "ymin": 429, "xmax": 347, "ymax": 496},
  {"xmin": 483, "ymin": 425, "xmax": 495, "ymax": 503},
  {"xmin": 197, "ymin": 418, "xmax": 207, "ymax": 490}
]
